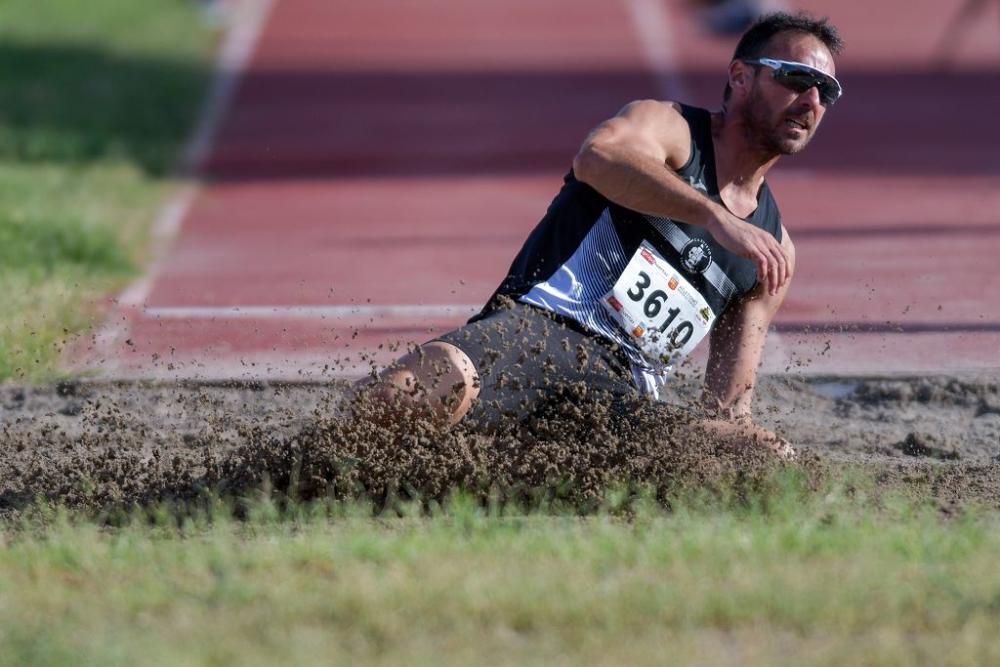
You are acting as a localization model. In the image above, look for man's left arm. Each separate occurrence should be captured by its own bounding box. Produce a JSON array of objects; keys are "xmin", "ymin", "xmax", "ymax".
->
[{"xmin": 702, "ymin": 227, "xmax": 796, "ymax": 419}]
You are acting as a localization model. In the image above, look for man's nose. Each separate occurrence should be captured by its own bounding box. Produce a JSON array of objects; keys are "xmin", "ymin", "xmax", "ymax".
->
[{"xmin": 798, "ymin": 85, "xmax": 824, "ymax": 114}]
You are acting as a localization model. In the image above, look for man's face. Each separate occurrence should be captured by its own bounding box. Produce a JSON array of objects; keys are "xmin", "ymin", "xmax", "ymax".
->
[{"xmin": 738, "ymin": 32, "xmax": 837, "ymax": 156}]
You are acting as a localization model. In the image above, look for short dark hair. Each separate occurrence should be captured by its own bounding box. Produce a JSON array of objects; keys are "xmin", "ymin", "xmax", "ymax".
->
[{"xmin": 723, "ymin": 12, "xmax": 844, "ymax": 102}]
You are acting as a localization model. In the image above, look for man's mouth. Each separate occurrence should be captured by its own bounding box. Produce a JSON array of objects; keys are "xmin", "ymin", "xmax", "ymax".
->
[{"xmin": 785, "ymin": 117, "xmax": 810, "ymax": 131}]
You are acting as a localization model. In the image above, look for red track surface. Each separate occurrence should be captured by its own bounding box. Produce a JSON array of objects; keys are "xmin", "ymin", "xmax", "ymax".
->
[{"xmin": 74, "ymin": 0, "xmax": 1000, "ymax": 380}]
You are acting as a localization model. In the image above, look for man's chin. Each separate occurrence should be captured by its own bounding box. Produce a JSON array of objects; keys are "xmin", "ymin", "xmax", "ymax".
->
[
  {"xmin": 777, "ymin": 137, "xmax": 809, "ymax": 156},
  {"xmin": 755, "ymin": 127, "xmax": 811, "ymax": 157}
]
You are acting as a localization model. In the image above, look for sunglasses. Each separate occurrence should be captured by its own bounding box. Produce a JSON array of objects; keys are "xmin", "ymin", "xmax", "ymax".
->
[{"xmin": 742, "ymin": 58, "xmax": 843, "ymax": 106}]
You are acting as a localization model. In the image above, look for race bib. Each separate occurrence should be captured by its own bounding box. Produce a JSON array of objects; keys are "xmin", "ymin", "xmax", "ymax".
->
[{"xmin": 601, "ymin": 242, "xmax": 715, "ymax": 364}]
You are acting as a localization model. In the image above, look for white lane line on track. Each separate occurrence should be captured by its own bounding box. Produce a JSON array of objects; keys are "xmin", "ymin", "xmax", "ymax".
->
[
  {"xmin": 624, "ymin": 0, "xmax": 688, "ymax": 101},
  {"xmin": 144, "ymin": 305, "xmax": 481, "ymax": 321}
]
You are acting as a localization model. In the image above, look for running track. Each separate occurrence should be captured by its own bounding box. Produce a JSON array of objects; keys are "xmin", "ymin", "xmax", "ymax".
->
[{"xmin": 72, "ymin": 0, "xmax": 1000, "ymax": 380}]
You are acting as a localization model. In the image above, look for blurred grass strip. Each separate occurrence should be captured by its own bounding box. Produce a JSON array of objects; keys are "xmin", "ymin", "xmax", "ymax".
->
[
  {"xmin": 0, "ymin": 0, "xmax": 216, "ymax": 381},
  {"xmin": 1, "ymin": 479, "xmax": 998, "ymax": 666}
]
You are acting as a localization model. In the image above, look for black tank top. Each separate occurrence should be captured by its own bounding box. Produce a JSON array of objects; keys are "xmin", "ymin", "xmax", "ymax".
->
[{"xmin": 477, "ymin": 104, "xmax": 783, "ymax": 383}]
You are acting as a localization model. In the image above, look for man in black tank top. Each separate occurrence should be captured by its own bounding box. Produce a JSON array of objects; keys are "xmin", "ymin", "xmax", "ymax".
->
[{"xmin": 362, "ymin": 12, "xmax": 844, "ymax": 459}]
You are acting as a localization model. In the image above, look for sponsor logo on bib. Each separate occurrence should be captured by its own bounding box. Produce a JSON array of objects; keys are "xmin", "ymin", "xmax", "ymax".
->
[{"xmin": 680, "ymin": 238, "xmax": 712, "ymax": 274}]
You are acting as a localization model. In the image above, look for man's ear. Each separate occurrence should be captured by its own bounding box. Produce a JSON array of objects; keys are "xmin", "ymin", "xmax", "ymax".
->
[{"xmin": 728, "ymin": 60, "xmax": 754, "ymax": 99}]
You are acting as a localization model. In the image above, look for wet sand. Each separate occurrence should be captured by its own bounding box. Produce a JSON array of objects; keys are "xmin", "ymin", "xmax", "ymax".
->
[{"xmin": 1, "ymin": 375, "xmax": 998, "ymax": 515}]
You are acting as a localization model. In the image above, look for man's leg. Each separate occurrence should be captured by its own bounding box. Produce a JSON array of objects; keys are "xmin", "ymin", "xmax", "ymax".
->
[{"xmin": 360, "ymin": 341, "xmax": 480, "ymax": 427}]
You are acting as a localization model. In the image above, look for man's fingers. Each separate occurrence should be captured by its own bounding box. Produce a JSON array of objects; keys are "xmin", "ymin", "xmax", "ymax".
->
[
  {"xmin": 766, "ymin": 237, "xmax": 788, "ymax": 294},
  {"xmin": 771, "ymin": 242, "xmax": 786, "ymax": 294},
  {"xmin": 771, "ymin": 241, "xmax": 784, "ymax": 293},
  {"xmin": 774, "ymin": 239, "xmax": 792, "ymax": 287},
  {"xmin": 726, "ymin": 220, "xmax": 787, "ymax": 293},
  {"xmin": 767, "ymin": 249, "xmax": 779, "ymax": 295},
  {"xmin": 774, "ymin": 440, "xmax": 797, "ymax": 460},
  {"xmin": 745, "ymin": 229, "xmax": 779, "ymax": 294},
  {"xmin": 753, "ymin": 251, "xmax": 769, "ymax": 289},
  {"xmin": 754, "ymin": 241, "xmax": 782, "ymax": 295}
]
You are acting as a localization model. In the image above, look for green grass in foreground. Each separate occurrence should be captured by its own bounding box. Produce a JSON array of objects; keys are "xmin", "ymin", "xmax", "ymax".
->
[
  {"xmin": 0, "ymin": 0, "xmax": 215, "ymax": 381},
  {"xmin": 1, "ymin": 474, "xmax": 998, "ymax": 666}
]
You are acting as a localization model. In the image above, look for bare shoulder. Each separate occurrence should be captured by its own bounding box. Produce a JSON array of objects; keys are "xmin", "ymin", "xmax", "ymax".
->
[
  {"xmin": 582, "ymin": 99, "xmax": 692, "ymax": 170},
  {"xmin": 618, "ymin": 100, "xmax": 691, "ymax": 169},
  {"xmin": 616, "ymin": 99, "xmax": 685, "ymax": 122}
]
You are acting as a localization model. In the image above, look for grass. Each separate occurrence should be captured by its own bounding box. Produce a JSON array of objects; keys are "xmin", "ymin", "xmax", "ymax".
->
[
  {"xmin": 1, "ymin": 473, "xmax": 998, "ymax": 666},
  {"xmin": 2, "ymin": 5, "xmax": 997, "ymax": 666},
  {"xmin": 0, "ymin": 0, "xmax": 216, "ymax": 381}
]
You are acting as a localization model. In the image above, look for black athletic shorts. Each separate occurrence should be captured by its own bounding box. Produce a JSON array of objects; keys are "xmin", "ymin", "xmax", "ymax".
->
[{"xmin": 434, "ymin": 300, "xmax": 641, "ymax": 428}]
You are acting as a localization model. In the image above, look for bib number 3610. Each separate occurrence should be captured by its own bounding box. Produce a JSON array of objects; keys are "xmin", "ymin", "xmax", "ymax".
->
[{"xmin": 602, "ymin": 242, "xmax": 715, "ymax": 363}]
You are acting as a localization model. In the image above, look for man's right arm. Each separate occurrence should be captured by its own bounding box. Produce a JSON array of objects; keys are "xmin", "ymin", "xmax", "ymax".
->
[{"xmin": 572, "ymin": 100, "xmax": 790, "ymax": 294}]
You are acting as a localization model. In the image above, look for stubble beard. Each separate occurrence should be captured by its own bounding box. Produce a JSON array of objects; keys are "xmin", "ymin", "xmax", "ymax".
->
[{"xmin": 740, "ymin": 84, "xmax": 808, "ymax": 157}]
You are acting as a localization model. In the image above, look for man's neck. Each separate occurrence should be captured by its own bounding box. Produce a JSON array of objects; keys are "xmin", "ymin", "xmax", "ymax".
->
[{"xmin": 710, "ymin": 110, "xmax": 780, "ymax": 217}]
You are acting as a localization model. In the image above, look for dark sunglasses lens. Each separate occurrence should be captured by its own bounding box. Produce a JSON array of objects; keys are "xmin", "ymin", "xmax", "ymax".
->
[{"xmin": 775, "ymin": 68, "xmax": 839, "ymax": 105}]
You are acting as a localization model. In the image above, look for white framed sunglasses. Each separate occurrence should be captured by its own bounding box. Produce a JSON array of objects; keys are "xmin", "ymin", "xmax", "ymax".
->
[{"xmin": 742, "ymin": 57, "xmax": 843, "ymax": 106}]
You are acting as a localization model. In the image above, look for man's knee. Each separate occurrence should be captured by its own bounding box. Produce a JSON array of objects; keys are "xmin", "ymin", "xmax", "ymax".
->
[{"xmin": 362, "ymin": 341, "xmax": 480, "ymax": 425}]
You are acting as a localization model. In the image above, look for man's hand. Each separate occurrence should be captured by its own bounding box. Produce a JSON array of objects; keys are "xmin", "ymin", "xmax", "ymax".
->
[
  {"xmin": 706, "ymin": 211, "xmax": 791, "ymax": 296},
  {"xmin": 750, "ymin": 423, "xmax": 797, "ymax": 461},
  {"xmin": 770, "ymin": 437, "xmax": 797, "ymax": 461},
  {"xmin": 698, "ymin": 417, "xmax": 797, "ymax": 461}
]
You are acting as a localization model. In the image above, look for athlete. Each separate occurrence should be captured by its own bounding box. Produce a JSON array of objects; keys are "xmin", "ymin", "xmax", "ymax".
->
[{"xmin": 363, "ymin": 13, "xmax": 844, "ymax": 457}]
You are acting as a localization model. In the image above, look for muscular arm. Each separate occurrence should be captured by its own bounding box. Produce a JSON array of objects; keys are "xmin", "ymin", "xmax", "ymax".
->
[
  {"xmin": 572, "ymin": 101, "xmax": 711, "ymax": 220},
  {"xmin": 702, "ymin": 227, "xmax": 796, "ymax": 417},
  {"xmin": 573, "ymin": 100, "xmax": 790, "ymax": 294}
]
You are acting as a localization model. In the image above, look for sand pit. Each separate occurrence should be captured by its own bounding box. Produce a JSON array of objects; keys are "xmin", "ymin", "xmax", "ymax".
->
[{"xmin": 1, "ymin": 375, "xmax": 998, "ymax": 516}]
